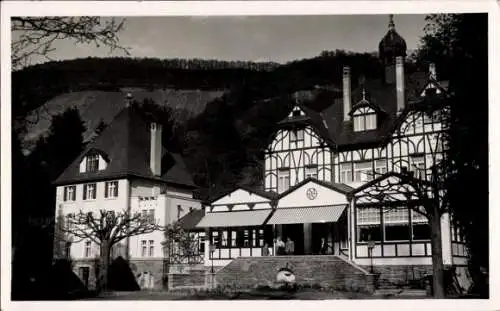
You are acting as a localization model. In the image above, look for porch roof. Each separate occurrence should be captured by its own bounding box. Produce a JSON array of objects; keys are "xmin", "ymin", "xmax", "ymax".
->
[
  {"xmin": 196, "ymin": 209, "xmax": 273, "ymax": 228},
  {"xmin": 266, "ymin": 204, "xmax": 346, "ymax": 225}
]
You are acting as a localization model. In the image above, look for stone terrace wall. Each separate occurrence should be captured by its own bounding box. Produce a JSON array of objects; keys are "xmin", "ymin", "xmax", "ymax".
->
[{"xmin": 216, "ymin": 255, "xmax": 375, "ymax": 293}]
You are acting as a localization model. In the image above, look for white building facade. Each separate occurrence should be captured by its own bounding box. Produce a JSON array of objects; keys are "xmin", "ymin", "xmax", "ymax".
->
[{"xmin": 54, "ymin": 105, "xmax": 201, "ymax": 290}]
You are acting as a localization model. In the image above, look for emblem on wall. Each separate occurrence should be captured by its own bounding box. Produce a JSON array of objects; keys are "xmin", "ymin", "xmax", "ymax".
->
[{"xmin": 306, "ymin": 187, "xmax": 318, "ymax": 200}]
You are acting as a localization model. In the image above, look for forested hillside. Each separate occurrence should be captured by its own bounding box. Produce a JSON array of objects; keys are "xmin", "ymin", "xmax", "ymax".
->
[{"xmin": 13, "ymin": 50, "xmax": 420, "ymax": 198}]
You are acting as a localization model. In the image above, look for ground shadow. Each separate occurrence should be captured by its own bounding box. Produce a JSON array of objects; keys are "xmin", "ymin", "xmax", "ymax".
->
[
  {"xmin": 12, "ymin": 259, "xmax": 89, "ymax": 300},
  {"xmin": 108, "ymin": 256, "xmax": 140, "ymax": 291}
]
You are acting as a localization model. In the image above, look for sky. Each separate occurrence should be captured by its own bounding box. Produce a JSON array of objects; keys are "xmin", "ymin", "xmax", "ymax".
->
[{"xmin": 22, "ymin": 14, "xmax": 428, "ymax": 65}]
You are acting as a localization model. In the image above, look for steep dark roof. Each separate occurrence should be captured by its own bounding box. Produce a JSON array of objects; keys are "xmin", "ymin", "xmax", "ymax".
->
[
  {"xmin": 177, "ymin": 209, "xmax": 205, "ymax": 231},
  {"xmin": 277, "ymin": 66, "xmax": 443, "ymax": 152},
  {"xmin": 54, "ymin": 105, "xmax": 196, "ymax": 188}
]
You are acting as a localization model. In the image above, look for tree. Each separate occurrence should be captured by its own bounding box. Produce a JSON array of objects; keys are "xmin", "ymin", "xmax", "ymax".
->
[
  {"xmin": 350, "ymin": 103, "xmax": 450, "ymax": 298},
  {"xmin": 63, "ymin": 209, "xmax": 163, "ymax": 292},
  {"xmin": 163, "ymin": 222, "xmax": 203, "ymax": 265},
  {"xmin": 416, "ymin": 13, "xmax": 488, "ymax": 296},
  {"xmin": 11, "ymin": 17, "xmax": 129, "ymax": 70}
]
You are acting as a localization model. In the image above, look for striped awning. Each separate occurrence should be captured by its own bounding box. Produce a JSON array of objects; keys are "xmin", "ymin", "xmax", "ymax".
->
[
  {"xmin": 196, "ymin": 210, "xmax": 272, "ymax": 228},
  {"xmin": 266, "ymin": 205, "xmax": 347, "ymax": 225}
]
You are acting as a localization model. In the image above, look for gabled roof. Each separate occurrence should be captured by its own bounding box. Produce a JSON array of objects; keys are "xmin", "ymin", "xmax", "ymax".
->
[
  {"xmin": 54, "ymin": 105, "xmax": 196, "ymax": 188},
  {"xmin": 207, "ymin": 184, "xmax": 279, "ymax": 205},
  {"xmin": 278, "ymin": 177, "xmax": 354, "ymax": 199},
  {"xmin": 278, "ymin": 101, "xmax": 336, "ymax": 147}
]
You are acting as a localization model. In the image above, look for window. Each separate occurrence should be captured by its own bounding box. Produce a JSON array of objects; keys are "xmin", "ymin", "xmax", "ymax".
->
[
  {"xmin": 410, "ymin": 155, "xmax": 426, "ymax": 179},
  {"xmin": 148, "ymin": 209, "xmax": 155, "ymax": 224},
  {"xmin": 375, "ymin": 159, "xmax": 387, "ymax": 175},
  {"xmin": 84, "ymin": 241, "xmax": 91, "ymax": 258},
  {"xmin": 383, "ymin": 208, "xmax": 410, "ymax": 241},
  {"xmin": 353, "ymin": 109, "xmax": 377, "ymax": 132},
  {"xmin": 104, "ymin": 181, "xmax": 118, "ymax": 198},
  {"xmin": 148, "ymin": 240, "xmax": 154, "ymax": 257},
  {"xmin": 365, "ymin": 114, "xmax": 377, "ymax": 130},
  {"xmin": 278, "ymin": 169, "xmax": 290, "ymax": 193},
  {"xmin": 412, "ymin": 207, "xmax": 430, "ymax": 240},
  {"xmin": 353, "ymin": 115, "xmax": 365, "ymax": 132},
  {"xmin": 86, "ymin": 154, "xmax": 99, "ymax": 172},
  {"xmin": 340, "ymin": 163, "xmax": 352, "ymax": 183},
  {"xmin": 357, "ymin": 225, "xmax": 382, "ymax": 242},
  {"xmin": 65, "ymin": 241, "xmax": 72, "ymax": 259},
  {"xmin": 354, "ymin": 161, "xmax": 373, "ymax": 182},
  {"xmin": 199, "ymin": 233, "xmax": 206, "ymax": 253},
  {"xmin": 221, "ymin": 230, "xmax": 228, "ymax": 247},
  {"xmin": 243, "ymin": 230, "xmax": 250, "ymax": 247},
  {"xmin": 141, "ymin": 240, "xmax": 147, "ymax": 257},
  {"xmin": 231, "ymin": 230, "xmax": 237, "ymax": 247},
  {"xmin": 211, "ymin": 231, "xmax": 220, "ymax": 247},
  {"xmin": 63, "ymin": 186, "xmax": 76, "ymax": 201},
  {"xmin": 305, "ymin": 166, "xmax": 318, "ymax": 179},
  {"xmin": 83, "ymin": 183, "xmax": 96, "ymax": 200},
  {"xmin": 357, "ymin": 208, "xmax": 382, "ymax": 242},
  {"xmin": 290, "ymin": 129, "xmax": 304, "ymax": 143}
]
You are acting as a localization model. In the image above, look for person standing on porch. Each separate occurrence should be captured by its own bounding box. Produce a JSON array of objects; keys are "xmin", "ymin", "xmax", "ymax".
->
[
  {"xmin": 262, "ymin": 242, "xmax": 270, "ymax": 256},
  {"xmin": 276, "ymin": 237, "xmax": 285, "ymax": 255},
  {"xmin": 320, "ymin": 237, "xmax": 327, "ymax": 255},
  {"xmin": 285, "ymin": 237, "xmax": 295, "ymax": 255}
]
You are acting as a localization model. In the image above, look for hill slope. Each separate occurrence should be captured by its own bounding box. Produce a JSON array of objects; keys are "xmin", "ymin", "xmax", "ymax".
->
[{"xmin": 22, "ymin": 88, "xmax": 226, "ymax": 150}]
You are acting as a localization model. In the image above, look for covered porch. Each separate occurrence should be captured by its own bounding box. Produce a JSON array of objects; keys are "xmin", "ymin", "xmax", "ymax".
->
[{"xmin": 197, "ymin": 179, "xmax": 353, "ymax": 265}]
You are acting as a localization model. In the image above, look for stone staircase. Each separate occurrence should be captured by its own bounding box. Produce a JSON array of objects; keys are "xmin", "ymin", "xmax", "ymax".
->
[{"xmin": 215, "ymin": 255, "xmax": 375, "ymax": 293}]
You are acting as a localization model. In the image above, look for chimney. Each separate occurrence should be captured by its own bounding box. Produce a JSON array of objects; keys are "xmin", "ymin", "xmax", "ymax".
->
[
  {"xmin": 429, "ymin": 63, "xmax": 437, "ymax": 81},
  {"xmin": 150, "ymin": 122, "xmax": 162, "ymax": 176},
  {"xmin": 343, "ymin": 66, "xmax": 351, "ymax": 122},
  {"xmin": 396, "ymin": 56, "xmax": 405, "ymax": 112}
]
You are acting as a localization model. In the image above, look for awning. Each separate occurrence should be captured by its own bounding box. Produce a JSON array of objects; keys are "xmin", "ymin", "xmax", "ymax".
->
[
  {"xmin": 196, "ymin": 210, "xmax": 272, "ymax": 228},
  {"xmin": 266, "ymin": 205, "xmax": 347, "ymax": 225}
]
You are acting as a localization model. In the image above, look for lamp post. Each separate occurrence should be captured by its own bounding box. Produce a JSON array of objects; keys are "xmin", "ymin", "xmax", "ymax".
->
[{"xmin": 210, "ymin": 244, "xmax": 215, "ymax": 273}]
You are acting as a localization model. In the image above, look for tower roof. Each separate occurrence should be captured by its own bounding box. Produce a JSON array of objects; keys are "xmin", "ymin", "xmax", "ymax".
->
[{"xmin": 378, "ymin": 14, "xmax": 407, "ymax": 60}]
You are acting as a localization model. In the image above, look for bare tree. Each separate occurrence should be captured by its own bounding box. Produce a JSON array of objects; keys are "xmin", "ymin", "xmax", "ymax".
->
[
  {"xmin": 350, "ymin": 109, "xmax": 450, "ymax": 298},
  {"xmin": 63, "ymin": 209, "xmax": 163, "ymax": 292},
  {"xmin": 11, "ymin": 17, "xmax": 129, "ymax": 69}
]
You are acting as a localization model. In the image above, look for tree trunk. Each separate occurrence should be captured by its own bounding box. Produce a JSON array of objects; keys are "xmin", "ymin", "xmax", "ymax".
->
[
  {"xmin": 98, "ymin": 241, "xmax": 111, "ymax": 293},
  {"xmin": 429, "ymin": 206, "xmax": 445, "ymax": 298}
]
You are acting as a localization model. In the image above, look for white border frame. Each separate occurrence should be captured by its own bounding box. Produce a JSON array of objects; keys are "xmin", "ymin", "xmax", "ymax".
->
[{"xmin": 1, "ymin": 1, "xmax": 499, "ymax": 311}]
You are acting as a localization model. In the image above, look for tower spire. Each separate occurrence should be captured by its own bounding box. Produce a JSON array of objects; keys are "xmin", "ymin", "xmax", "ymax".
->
[
  {"xmin": 389, "ymin": 14, "xmax": 395, "ymax": 30},
  {"xmin": 362, "ymin": 88, "xmax": 367, "ymax": 101}
]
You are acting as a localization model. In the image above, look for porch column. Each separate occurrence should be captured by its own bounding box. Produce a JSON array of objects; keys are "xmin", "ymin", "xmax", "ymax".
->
[{"xmin": 304, "ymin": 223, "xmax": 312, "ymax": 254}]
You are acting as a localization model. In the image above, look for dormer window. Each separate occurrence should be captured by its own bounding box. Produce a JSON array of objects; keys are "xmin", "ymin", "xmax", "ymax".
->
[
  {"xmin": 290, "ymin": 129, "xmax": 304, "ymax": 143},
  {"xmin": 85, "ymin": 154, "xmax": 99, "ymax": 172},
  {"xmin": 353, "ymin": 107, "xmax": 377, "ymax": 132}
]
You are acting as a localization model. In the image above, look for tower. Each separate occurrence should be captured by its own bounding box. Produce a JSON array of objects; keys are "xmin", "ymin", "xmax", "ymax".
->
[{"xmin": 378, "ymin": 14, "xmax": 407, "ymax": 85}]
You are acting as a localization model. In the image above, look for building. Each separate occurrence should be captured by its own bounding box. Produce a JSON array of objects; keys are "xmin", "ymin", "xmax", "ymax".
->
[
  {"xmin": 196, "ymin": 16, "xmax": 469, "ymax": 289},
  {"xmin": 53, "ymin": 101, "xmax": 202, "ymax": 290}
]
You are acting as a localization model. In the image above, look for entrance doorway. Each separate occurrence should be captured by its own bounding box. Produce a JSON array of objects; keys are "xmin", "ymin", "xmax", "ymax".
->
[
  {"xmin": 79, "ymin": 266, "xmax": 90, "ymax": 288},
  {"xmin": 282, "ymin": 224, "xmax": 304, "ymax": 255}
]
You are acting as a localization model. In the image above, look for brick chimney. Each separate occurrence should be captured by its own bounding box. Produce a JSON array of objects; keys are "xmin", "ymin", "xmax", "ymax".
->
[
  {"xmin": 343, "ymin": 66, "xmax": 351, "ymax": 122},
  {"xmin": 150, "ymin": 122, "xmax": 162, "ymax": 176},
  {"xmin": 396, "ymin": 56, "xmax": 405, "ymax": 112}
]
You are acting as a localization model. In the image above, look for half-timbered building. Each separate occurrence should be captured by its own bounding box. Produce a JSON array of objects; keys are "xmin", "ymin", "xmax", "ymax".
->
[{"xmin": 197, "ymin": 16, "xmax": 467, "ymax": 287}]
